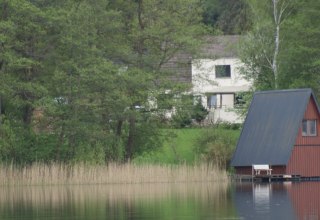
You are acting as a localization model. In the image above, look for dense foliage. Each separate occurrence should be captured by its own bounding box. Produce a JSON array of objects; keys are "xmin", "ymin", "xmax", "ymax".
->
[
  {"xmin": 194, "ymin": 127, "xmax": 240, "ymax": 169},
  {"xmin": 0, "ymin": 0, "xmax": 205, "ymax": 164},
  {"xmin": 0, "ymin": 0, "xmax": 319, "ymax": 165},
  {"xmin": 240, "ymin": 0, "xmax": 320, "ymax": 95},
  {"xmin": 202, "ymin": 0, "xmax": 252, "ymax": 34}
]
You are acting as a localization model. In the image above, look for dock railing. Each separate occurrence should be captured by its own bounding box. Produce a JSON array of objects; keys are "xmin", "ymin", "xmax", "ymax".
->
[{"xmin": 252, "ymin": 164, "xmax": 272, "ymax": 176}]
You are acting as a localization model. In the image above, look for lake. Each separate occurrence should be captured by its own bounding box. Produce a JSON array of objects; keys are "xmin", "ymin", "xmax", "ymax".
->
[{"xmin": 0, "ymin": 181, "xmax": 319, "ymax": 219}]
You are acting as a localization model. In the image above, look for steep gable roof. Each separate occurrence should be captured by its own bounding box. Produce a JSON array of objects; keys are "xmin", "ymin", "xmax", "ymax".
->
[
  {"xmin": 200, "ymin": 35, "xmax": 240, "ymax": 59},
  {"xmin": 231, "ymin": 88, "xmax": 320, "ymax": 167}
]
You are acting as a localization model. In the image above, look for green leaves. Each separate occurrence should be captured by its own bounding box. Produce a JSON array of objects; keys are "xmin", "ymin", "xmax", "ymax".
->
[
  {"xmin": 0, "ymin": 0, "xmax": 206, "ymax": 163},
  {"xmin": 240, "ymin": 0, "xmax": 320, "ymax": 93}
]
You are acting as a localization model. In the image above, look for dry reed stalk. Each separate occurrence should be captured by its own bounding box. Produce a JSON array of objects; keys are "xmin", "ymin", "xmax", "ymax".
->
[{"xmin": 0, "ymin": 163, "xmax": 229, "ymax": 186}]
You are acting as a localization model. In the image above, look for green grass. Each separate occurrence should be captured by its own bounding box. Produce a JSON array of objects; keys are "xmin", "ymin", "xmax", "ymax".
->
[
  {"xmin": 133, "ymin": 128, "xmax": 241, "ymax": 165},
  {"xmin": 159, "ymin": 129, "xmax": 203, "ymax": 164}
]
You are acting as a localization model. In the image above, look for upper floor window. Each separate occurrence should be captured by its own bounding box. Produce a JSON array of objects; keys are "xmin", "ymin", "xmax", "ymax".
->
[
  {"xmin": 302, "ymin": 119, "xmax": 317, "ymax": 136},
  {"xmin": 215, "ymin": 65, "xmax": 231, "ymax": 78}
]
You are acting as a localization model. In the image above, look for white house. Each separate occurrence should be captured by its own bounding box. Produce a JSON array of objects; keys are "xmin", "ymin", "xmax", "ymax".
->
[
  {"xmin": 161, "ymin": 35, "xmax": 252, "ymax": 124},
  {"xmin": 191, "ymin": 36, "xmax": 251, "ymax": 124}
]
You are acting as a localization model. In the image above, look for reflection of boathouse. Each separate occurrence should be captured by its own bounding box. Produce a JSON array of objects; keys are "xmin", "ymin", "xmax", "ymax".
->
[
  {"xmin": 231, "ymin": 89, "xmax": 320, "ymax": 177},
  {"xmin": 234, "ymin": 183, "xmax": 296, "ymax": 219},
  {"xmin": 234, "ymin": 182, "xmax": 320, "ymax": 219}
]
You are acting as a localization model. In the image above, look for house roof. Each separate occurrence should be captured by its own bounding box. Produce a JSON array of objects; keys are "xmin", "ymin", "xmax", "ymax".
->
[
  {"xmin": 199, "ymin": 35, "xmax": 240, "ymax": 59},
  {"xmin": 231, "ymin": 88, "xmax": 320, "ymax": 167}
]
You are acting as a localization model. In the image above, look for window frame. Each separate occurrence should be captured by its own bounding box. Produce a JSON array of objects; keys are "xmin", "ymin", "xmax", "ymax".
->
[
  {"xmin": 207, "ymin": 94, "xmax": 217, "ymax": 109},
  {"xmin": 215, "ymin": 65, "xmax": 231, "ymax": 78},
  {"xmin": 302, "ymin": 119, "xmax": 317, "ymax": 137}
]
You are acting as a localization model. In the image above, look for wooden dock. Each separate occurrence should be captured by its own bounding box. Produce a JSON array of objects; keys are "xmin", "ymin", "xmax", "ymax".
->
[{"xmin": 232, "ymin": 174, "xmax": 302, "ymax": 182}]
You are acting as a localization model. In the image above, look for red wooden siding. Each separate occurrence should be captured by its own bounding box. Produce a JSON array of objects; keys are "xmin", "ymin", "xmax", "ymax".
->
[
  {"xmin": 235, "ymin": 166, "xmax": 286, "ymax": 175},
  {"xmin": 235, "ymin": 166, "xmax": 251, "ymax": 175},
  {"xmin": 295, "ymin": 97, "xmax": 320, "ymax": 145},
  {"xmin": 287, "ymin": 96, "xmax": 320, "ymax": 177},
  {"xmin": 286, "ymin": 146, "xmax": 320, "ymax": 177}
]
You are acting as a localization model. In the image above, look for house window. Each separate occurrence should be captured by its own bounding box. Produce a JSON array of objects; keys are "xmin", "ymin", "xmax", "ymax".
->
[
  {"xmin": 302, "ymin": 120, "xmax": 317, "ymax": 136},
  {"xmin": 215, "ymin": 65, "xmax": 231, "ymax": 78},
  {"xmin": 207, "ymin": 95, "xmax": 217, "ymax": 109}
]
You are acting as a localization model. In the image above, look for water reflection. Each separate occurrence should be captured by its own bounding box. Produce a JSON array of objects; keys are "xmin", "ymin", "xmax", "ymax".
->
[
  {"xmin": 2, "ymin": 181, "xmax": 320, "ymax": 219},
  {"xmin": 234, "ymin": 182, "xmax": 320, "ymax": 220},
  {"xmin": 234, "ymin": 183, "xmax": 296, "ymax": 219},
  {"xmin": 253, "ymin": 184, "xmax": 271, "ymax": 214},
  {"xmin": 0, "ymin": 182, "xmax": 235, "ymax": 220},
  {"xmin": 287, "ymin": 182, "xmax": 320, "ymax": 220}
]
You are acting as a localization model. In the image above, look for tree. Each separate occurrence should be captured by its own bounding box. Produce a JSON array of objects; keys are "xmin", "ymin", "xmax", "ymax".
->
[
  {"xmin": 279, "ymin": 0, "xmax": 320, "ymax": 95},
  {"xmin": 0, "ymin": 0, "xmax": 206, "ymax": 163},
  {"xmin": 0, "ymin": 0, "xmax": 58, "ymax": 162},
  {"xmin": 107, "ymin": 0, "xmax": 205, "ymax": 161},
  {"xmin": 240, "ymin": 0, "xmax": 320, "ymax": 95},
  {"xmin": 202, "ymin": 0, "xmax": 252, "ymax": 34},
  {"xmin": 240, "ymin": 0, "xmax": 295, "ymax": 90}
]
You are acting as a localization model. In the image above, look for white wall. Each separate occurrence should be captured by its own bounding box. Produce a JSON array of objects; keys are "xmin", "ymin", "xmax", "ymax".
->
[
  {"xmin": 207, "ymin": 108, "xmax": 243, "ymax": 124},
  {"xmin": 192, "ymin": 58, "xmax": 251, "ymax": 94},
  {"xmin": 191, "ymin": 58, "xmax": 251, "ymax": 124}
]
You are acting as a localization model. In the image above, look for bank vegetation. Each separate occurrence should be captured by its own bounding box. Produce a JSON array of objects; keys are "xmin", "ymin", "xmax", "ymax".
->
[{"xmin": 0, "ymin": 163, "xmax": 228, "ymax": 186}]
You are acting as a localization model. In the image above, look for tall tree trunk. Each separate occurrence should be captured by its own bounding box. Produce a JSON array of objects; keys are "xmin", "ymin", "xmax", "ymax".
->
[
  {"xmin": 108, "ymin": 119, "xmax": 123, "ymax": 162},
  {"xmin": 272, "ymin": 0, "xmax": 280, "ymax": 89},
  {"xmin": 125, "ymin": 113, "xmax": 136, "ymax": 162},
  {"xmin": 272, "ymin": 0, "xmax": 289, "ymax": 89},
  {"xmin": 56, "ymin": 125, "xmax": 65, "ymax": 161},
  {"xmin": 123, "ymin": 0, "xmax": 144, "ymax": 162},
  {"xmin": 137, "ymin": 0, "xmax": 145, "ymax": 69},
  {"xmin": 23, "ymin": 104, "xmax": 33, "ymax": 125},
  {"xmin": 0, "ymin": 96, "xmax": 2, "ymax": 125}
]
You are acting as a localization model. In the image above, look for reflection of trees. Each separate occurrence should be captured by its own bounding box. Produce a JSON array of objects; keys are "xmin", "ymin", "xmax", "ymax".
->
[{"xmin": 0, "ymin": 183, "xmax": 234, "ymax": 219}]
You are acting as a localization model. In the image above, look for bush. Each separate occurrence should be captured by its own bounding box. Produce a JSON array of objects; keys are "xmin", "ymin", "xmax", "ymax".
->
[
  {"xmin": 191, "ymin": 102, "xmax": 208, "ymax": 123},
  {"xmin": 172, "ymin": 102, "xmax": 208, "ymax": 128},
  {"xmin": 194, "ymin": 128, "xmax": 240, "ymax": 170}
]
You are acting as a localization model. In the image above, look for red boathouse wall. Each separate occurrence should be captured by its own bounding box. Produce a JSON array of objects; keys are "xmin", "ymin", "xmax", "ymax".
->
[
  {"xmin": 287, "ymin": 97, "xmax": 320, "ymax": 177},
  {"xmin": 235, "ymin": 166, "xmax": 286, "ymax": 175}
]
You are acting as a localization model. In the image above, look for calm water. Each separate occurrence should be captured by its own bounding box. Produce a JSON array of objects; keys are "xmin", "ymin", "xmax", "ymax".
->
[{"xmin": 0, "ymin": 181, "xmax": 319, "ymax": 220}]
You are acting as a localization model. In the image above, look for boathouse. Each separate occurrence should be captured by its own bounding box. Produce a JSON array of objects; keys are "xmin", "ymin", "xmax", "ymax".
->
[{"xmin": 231, "ymin": 88, "xmax": 320, "ymax": 177}]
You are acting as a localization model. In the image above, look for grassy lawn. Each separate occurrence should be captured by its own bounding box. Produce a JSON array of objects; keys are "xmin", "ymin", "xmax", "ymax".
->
[{"xmin": 134, "ymin": 127, "xmax": 241, "ymax": 165}]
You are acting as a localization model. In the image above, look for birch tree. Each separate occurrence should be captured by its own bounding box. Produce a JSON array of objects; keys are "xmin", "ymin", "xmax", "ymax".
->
[
  {"xmin": 240, "ymin": 0, "xmax": 294, "ymax": 89},
  {"xmin": 271, "ymin": 0, "xmax": 292, "ymax": 88}
]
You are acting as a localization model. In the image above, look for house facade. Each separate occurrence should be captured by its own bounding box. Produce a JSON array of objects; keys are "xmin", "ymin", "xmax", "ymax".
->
[
  {"xmin": 192, "ymin": 36, "xmax": 251, "ymax": 124},
  {"xmin": 231, "ymin": 89, "xmax": 320, "ymax": 177},
  {"xmin": 160, "ymin": 35, "xmax": 251, "ymax": 124}
]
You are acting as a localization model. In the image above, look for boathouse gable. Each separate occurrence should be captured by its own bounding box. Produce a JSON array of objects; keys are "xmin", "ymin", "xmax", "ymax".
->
[
  {"xmin": 286, "ymin": 95, "xmax": 320, "ymax": 177},
  {"xmin": 231, "ymin": 89, "xmax": 320, "ymax": 177}
]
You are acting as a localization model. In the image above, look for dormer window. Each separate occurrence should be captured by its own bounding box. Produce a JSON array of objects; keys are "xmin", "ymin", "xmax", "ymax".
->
[
  {"xmin": 215, "ymin": 65, "xmax": 231, "ymax": 78},
  {"xmin": 302, "ymin": 119, "xmax": 317, "ymax": 136}
]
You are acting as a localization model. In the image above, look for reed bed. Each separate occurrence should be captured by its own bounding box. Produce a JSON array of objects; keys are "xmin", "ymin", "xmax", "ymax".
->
[{"xmin": 0, "ymin": 163, "xmax": 228, "ymax": 186}]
